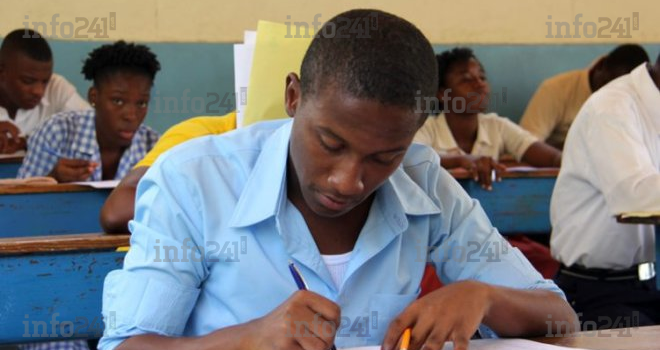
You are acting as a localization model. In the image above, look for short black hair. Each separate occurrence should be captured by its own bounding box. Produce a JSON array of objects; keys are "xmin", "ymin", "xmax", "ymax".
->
[
  {"xmin": 0, "ymin": 29, "xmax": 52, "ymax": 62},
  {"xmin": 436, "ymin": 47, "xmax": 479, "ymax": 89},
  {"xmin": 300, "ymin": 9, "xmax": 437, "ymax": 113},
  {"xmin": 82, "ymin": 40, "xmax": 161, "ymax": 86},
  {"xmin": 603, "ymin": 44, "xmax": 649, "ymax": 71}
]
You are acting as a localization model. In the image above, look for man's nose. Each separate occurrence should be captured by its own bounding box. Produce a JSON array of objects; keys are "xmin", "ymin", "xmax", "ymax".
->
[{"xmin": 328, "ymin": 160, "xmax": 364, "ymax": 197}]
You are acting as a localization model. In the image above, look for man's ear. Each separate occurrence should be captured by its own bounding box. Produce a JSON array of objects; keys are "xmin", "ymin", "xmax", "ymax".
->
[
  {"xmin": 285, "ymin": 72, "xmax": 302, "ymax": 118},
  {"xmin": 87, "ymin": 86, "xmax": 97, "ymax": 106}
]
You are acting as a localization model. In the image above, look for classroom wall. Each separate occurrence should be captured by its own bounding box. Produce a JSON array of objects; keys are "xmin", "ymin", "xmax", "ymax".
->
[{"xmin": 3, "ymin": 0, "xmax": 659, "ymax": 43}]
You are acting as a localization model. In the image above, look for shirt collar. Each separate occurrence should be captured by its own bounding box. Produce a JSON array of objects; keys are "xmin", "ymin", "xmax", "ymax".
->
[
  {"xmin": 229, "ymin": 121, "xmax": 441, "ymax": 228},
  {"xmin": 229, "ymin": 121, "xmax": 292, "ymax": 228},
  {"xmin": 631, "ymin": 63, "xmax": 660, "ymax": 135}
]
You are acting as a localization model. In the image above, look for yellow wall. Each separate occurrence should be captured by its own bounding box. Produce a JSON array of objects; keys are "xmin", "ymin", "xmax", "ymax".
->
[{"xmin": 2, "ymin": 0, "xmax": 659, "ymax": 43}]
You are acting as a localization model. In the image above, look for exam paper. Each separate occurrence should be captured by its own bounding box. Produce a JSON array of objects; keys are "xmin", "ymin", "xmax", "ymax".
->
[
  {"xmin": 0, "ymin": 150, "xmax": 26, "ymax": 159},
  {"xmin": 70, "ymin": 179, "xmax": 120, "ymax": 189},
  {"xmin": 341, "ymin": 338, "xmax": 587, "ymax": 350}
]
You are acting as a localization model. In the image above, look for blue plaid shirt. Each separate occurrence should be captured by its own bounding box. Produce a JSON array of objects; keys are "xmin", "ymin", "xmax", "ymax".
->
[
  {"xmin": 18, "ymin": 340, "xmax": 89, "ymax": 350},
  {"xmin": 18, "ymin": 110, "xmax": 159, "ymax": 180}
]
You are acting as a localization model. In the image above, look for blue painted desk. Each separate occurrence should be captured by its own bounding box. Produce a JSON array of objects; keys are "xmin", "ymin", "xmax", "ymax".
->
[
  {"xmin": 0, "ymin": 233, "xmax": 129, "ymax": 344},
  {"xmin": 0, "ymin": 184, "xmax": 111, "ymax": 237},
  {"xmin": 453, "ymin": 168, "xmax": 559, "ymax": 234},
  {"xmin": 0, "ymin": 155, "xmax": 22, "ymax": 179}
]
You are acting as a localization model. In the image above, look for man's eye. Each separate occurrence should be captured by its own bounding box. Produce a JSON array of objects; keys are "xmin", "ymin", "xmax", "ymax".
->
[
  {"xmin": 320, "ymin": 136, "xmax": 342, "ymax": 152},
  {"xmin": 372, "ymin": 154, "xmax": 398, "ymax": 165},
  {"xmin": 112, "ymin": 99, "xmax": 124, "ymax": 106}
]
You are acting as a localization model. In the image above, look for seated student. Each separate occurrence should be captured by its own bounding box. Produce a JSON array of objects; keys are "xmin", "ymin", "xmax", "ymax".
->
[
  {"xmin": 0, "ymin": 29, "xmax": 90, "ymax": 154},
  {"xmin": 17, "ymin": 41, "xmax": 160, "ymax": 182},
  {"xmin": 551, "ymin": 55, "xmax": 660, "ymax": 329},
  {"xmin": 520, "ymin": 44, "xmax": 649, "ymax": 149},
  {"xmin": 99, "ymin": 10, "xmax": 577, "ymax": 350},
  {"xmin": 101, "ymin": 112, "xmax": 236, "ymax": 233},
  {"xmin": 414, "ymin": 48, "xmax": 561, "ymax": 191}
]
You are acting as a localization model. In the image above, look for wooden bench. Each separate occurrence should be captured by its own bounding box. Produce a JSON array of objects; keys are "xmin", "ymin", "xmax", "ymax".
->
[
  {"xmin": 0, "ymin": 233, "xmax": 129, "ymax": 344},
  {"xmin": 0, "ymin": 184, "xmax": 111, "ymax": 237}
]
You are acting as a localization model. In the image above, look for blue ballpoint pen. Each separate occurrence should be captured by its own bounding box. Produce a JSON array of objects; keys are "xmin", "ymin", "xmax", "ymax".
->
[{"xmin": 288, "ymin": 261, "xmax": 337, "ymax": 350}]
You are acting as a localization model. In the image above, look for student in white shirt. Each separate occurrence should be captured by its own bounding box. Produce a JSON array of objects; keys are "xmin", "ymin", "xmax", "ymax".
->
[
  {"xmin": 551, "ymin": 57, "xmax": 660, "ymax": 329},
  {"xmin": 414, "ymin": 48, "xmax": 561, "ymax": 190},
  {"xmin": 0, "ymin": 29, "xmax": 90, "ymax": 153}
]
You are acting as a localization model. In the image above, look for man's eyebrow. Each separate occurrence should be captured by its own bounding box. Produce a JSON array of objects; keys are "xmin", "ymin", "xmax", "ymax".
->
[{"xmin": 317, "ymin": 126, "xmax": 407, "ymax": 154}]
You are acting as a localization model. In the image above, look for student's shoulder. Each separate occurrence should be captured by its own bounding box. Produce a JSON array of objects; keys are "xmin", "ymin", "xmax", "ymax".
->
[
  {"xmin": 543, "ymin": 69, "xmax": 585, "ymax": 87},
  {"xmin": 401, "ymin": 143, "xmax": 469, "ymax": 206},
  {"xmin": 156, "ymin": 118, "xmax": 289, "ymax": 167},
  {"xmin": 39, "ymin": 109, "xmax": 92, "ymax": 130},
  {"xmin": 44, "ymin": 74, "xmax": 77, "ymax": 95},
  {"xmin": 477, "ymin": 112, "xmax": 517, "ymax": 126},
  {"xmin": 170, "ymin": 112, "xmax": 237, "ymax": 137},
  {"xmin": 587, "ymin": 73, "xmax": 638, "ymax": 111}
]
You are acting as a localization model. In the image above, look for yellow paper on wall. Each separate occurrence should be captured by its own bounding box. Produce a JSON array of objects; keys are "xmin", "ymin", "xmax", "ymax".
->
[{"xmin": 243, "ymin": 21, "xmax": 312, "ymax": 126}]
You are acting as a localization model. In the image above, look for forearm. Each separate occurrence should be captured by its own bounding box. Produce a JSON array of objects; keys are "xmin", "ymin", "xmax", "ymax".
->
[
  {"xmin": 101, "ymin": 167, "xmax": 147, "ymax": 233},
  {"xmin": 100, "ymin": 187, "xmax": 135, "ymax": 233},
  {"xmin": 440, "ymin": 155, "xmax": 471, "ymax": 169},
  {"xmin": 116, "ymin": 321, "xmax": 253, "ymax": 350},
  {"xmin": 521, "ymin": 142, "xmax": 562, "ymax": 167},
  {"xmin": 483, "ymin": 286, "xmax": 578, "ymax": 337}
]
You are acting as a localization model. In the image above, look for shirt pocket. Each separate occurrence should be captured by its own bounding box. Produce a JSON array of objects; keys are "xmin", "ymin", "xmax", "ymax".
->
[{"xmin": 365, "ymin": 291, "xmax": 420, "ymax": 343}]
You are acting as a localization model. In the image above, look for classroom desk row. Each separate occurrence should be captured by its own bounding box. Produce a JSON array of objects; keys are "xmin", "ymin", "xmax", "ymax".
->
[
  {"xmin": 0, "ymin": 184, "xmax": 111, "ymax": 237},
  {"xmin": 0, "ymin": 168, "xmax": 559, "ymax": 237},
  {"xmin": 0, "ymin": 229, "xmax": 657, "ymax": 350},
  {"xmin": 0, "ymin": 233, "xmax": 129, "ymax": 343}
]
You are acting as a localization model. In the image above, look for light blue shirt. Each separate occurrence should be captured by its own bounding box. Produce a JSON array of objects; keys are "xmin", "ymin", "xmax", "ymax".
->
[{"xmin": 100, "ymin": 119, "xmax": 563, "ymax": 349}]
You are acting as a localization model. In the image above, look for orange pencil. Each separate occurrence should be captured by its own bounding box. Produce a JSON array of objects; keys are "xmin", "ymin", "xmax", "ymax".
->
[{"xmin": 400, "ymin": 328, "xmax": 411, "ymax": 350}]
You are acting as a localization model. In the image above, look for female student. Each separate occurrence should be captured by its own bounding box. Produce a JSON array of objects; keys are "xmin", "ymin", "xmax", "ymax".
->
[
  {"xmin": 414, "ymin": 47, "xmax": 561, "ymax": 190},
  {"xmin": 17, "ymin": 40, "xmax": 160, "ymax": 182}
]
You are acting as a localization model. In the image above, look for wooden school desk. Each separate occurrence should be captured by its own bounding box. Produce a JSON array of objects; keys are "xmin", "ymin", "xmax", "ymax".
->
[
  {"xmin": 0, "ymin": 184, "xmax": 111, "ymax": 237},
  {"xmin": 534, "ymin": 325, "xmax": 660, "ymax": 350},
  {"xmin": 451, "ymin": 168, "xmax": 559, "ymax": 235},
  {"xmin": 0, "ymin": 233, "xmax": 129, "ymax": 344}
]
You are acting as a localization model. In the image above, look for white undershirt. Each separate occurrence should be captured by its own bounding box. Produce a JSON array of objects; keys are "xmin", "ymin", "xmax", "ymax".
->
[{"xmin": 321, "ymin": 251, "xmax": 353, "ymax": 289}]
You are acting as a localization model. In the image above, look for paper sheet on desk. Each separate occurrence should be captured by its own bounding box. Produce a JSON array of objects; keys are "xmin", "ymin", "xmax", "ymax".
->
[
  {"xmin": 506, "ymin": 166, "xmax": 557, "ymax": 172},
  {"xmin": 0, "ymin": 150, "xmax": 26, "ymax": 159},
  {"xmin": 70, "ymin": 180, "xmax": 119, "ymax": 189},
  {"xmin": 342, "ymin": 338, "xmax": 587, "ymax": 350}
]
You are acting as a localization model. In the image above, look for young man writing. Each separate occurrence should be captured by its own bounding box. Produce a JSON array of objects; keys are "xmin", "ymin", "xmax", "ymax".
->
[{"xmin": 100, "ymin": 10, "xmax": 577, "ymax": 350}]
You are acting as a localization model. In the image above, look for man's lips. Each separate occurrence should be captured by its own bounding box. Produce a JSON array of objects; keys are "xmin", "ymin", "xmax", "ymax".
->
[
  {"xmin": 118, "ymin": 130, "xmax": 135, "ymax": 140},
  {"xmin": 317, "ymin": 192, "xmax": 352, "ymax": 212}
]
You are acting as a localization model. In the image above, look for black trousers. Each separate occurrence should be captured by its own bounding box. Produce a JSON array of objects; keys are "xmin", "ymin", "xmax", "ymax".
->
[{"xmin": 556, "ymin": 270, "xmax": 660, "ymax": 330}]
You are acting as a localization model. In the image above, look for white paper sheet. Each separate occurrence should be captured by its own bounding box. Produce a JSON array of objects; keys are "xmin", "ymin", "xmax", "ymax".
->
[
  {"xmin": 0, "ymin": 150, "xmax": 26, "ymax": 159},
  {"xmin": 70, "ymin": 179, "xmax": 119, "ymax": 189},
  {"xmin": 342, "ymin": 338, "xmax": 588, "ymax": 350},
  {"xmin": 233, "ymin": 42, "xmax": 255, "ymax": 128}
]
